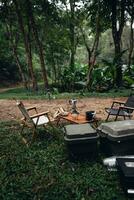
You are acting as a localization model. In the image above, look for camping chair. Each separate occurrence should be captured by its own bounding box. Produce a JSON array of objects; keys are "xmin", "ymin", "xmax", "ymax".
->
[
  {"xmin": 105, "ymin": 96, "xmax": 134, "ymax": 121},
  {"xmin": 16, "ymin": 100, "xmax": 54, "ymax": 145}
]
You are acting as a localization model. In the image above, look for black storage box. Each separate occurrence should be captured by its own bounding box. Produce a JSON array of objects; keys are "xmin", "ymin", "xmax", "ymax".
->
[
  {"xmin": 64, "ymin": 124, "xmax": 99, "ymax": 159},
  {"xmin": 97, "ymin": 120, "xmax": 134, "ymax": 156},
  {"xmin": 86, "ymin": 111, "xmax": 95, "ymax": 120},
  {"xmin": 116, "ymin": 158, "xmax": 134, "ymax": 197}
]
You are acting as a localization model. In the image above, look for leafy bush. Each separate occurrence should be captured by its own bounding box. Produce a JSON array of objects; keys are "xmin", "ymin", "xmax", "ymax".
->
[
  {"xmin": 60, "ymin": 63, "xmax": 87, "ymax": 91},
  {"xmin": 123, "ymin": 65, "xmax": 134, "ymax": 88},
  {"xmin": 91, "ymin": 66, "xmax": 114, "ymax": 92}
]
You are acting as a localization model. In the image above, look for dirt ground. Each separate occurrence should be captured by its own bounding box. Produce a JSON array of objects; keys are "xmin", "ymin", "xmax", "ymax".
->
[{"xmin": 0, "ymin": 97, "xmax": 128, "ymax": 121}]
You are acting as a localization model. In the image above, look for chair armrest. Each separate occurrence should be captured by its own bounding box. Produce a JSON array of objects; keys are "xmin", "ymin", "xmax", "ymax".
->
[
  {"xmin": 30, "ymin": 111, "xmax": 49, "ymax": 119},
  {"xmin": 119, "ymin": 106, "xmax": 134, "ymax": 111},
  {"xmin": 111, "ymin": 101, "xmax": 125, "ymax": 108},
  {"xmin": 26, "ymin": 106, "xmax": 37, "ymax": 111}
]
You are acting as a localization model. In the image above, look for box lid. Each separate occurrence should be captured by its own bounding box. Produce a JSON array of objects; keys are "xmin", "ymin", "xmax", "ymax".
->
[
  {"xmin": 116, "ymin": 158, "xmax": 134, "ymax": 178},
  {"xmin": 64, "ymin": 124, "xmax": 97, "ymax": 139},
  {"xmin": 98, "ymin": 120, "xmax": 134, "ymax": 140}
]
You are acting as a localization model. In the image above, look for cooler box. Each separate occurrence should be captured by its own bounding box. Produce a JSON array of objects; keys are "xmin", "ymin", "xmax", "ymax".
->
[
  {"xmin": 64, "ymin": 124, "xmax": 99, "ymax": 159},
  {"xmin": 97, "ymin": 120, "xmax": 134, "ymax": 156},
  {"xmin": 116, "ymin": 158, "xmax": 134, "ymax": 197}
]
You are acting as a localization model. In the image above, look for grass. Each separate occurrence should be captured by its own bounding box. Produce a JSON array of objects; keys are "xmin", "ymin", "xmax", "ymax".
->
[
  {"xmin": 0, "ymin": 121, "xmax": 129, "ymax": 200},
  {"xmin": 0, "ymin": 86, "xmax": 133, "ymax": 100}
]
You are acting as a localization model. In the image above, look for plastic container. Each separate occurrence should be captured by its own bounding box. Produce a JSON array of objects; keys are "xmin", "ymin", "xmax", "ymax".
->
[
  {"xmin": 64, "ymin": 124, "xmax": 99, "ymax": 159},
  {"xmin": 116, "ymin": 158, "xmax": 134, "ymax": 197},
  {"xmin": 86, "ymin": 111, "xmax": 96, "ymax": 120},
  {"xmin": 97, "ymin": 120, "xmax": 134, "ymax": 156}
]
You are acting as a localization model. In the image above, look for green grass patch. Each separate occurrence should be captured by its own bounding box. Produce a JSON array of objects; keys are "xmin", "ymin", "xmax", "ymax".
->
[
  {"xmin": 0, "ymin": 86, "xmax": 133, "ymax": 100},
  {"xmin": 0, "ymin": 121, "xmax": 128, "ymax": 200}
]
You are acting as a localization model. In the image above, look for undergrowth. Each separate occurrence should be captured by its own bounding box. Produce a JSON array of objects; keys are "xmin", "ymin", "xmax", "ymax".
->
[{"xmin": 0, "ymin": 121, "xmax": 128, "ymax": 200}]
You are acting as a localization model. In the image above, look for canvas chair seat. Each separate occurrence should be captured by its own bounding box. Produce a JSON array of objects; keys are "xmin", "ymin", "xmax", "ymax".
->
[
  {"xmin": 32, "ymin": 115, "xmax": 49, "ymax": 126},
  {"xmin": 105, "ymin": 108, "xmax": 133, "ymax": 117}
]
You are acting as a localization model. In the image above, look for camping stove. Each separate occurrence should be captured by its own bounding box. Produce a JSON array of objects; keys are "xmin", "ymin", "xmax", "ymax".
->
[{"xmin": 69, "ymin": 99, "xmax": 79, "ymax": 115}]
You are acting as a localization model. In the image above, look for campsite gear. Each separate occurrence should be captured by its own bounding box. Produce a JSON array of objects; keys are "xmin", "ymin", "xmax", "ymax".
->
[
  {"xmin": 69, "ymin": 99, "xmax": 79, "ymax": 115},
  {"xmin": 103, "ymin": 156, "xmax": 134, "ymax": 171},
  {"xmin": 116, "ymin": 158, "xmax": 134, "ymax": 197},
  {"xmin": 16, "ymin": 100, "xmax": 54, "ymax": 145},
  {"xmin": 105, "ymin": 96, "xmax": 134, "ymax": 121},
  {"xmin": 86, "ymin": 111, "xmax": 96, "ymax": 120},
  {"xmin": 64, "ymin": 124, "xmax": 99, "ymax": 159},
  {"xmin": 98, "ymin": 120, "xmax": 134, "ymax": 155}
]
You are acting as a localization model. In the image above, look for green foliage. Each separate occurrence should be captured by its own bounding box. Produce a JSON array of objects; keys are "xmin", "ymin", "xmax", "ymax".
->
[
  {"xmin": 0, "ymin": 121, "xmax": 127, "ymax": 200},
  {"xmin": 93, "ymin": 49, "xmax": 128, "ymax": 91},
  {"xmin": 60, "ymin": 63, "xmax": 87, "ymax": 91},
  {"xmin": 91, "ymin": 65, "xmax": 114, "ymax": 92},
  {"xmin": 0, "ymin": 59, "xmax": 20, "ymax": 84},
  {"xmin": 123, "ymin": 65, "xmax": 134, "ymax": 88},
  {"xmin": 0, "ymin": 0, "xmax": 133, "ymax": 91}
]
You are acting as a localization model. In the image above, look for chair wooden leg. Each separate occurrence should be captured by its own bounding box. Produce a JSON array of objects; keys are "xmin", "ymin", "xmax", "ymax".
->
[
  {"xmin": 20, "ymin": 124, "xmax": 25, "ymax": 135},
  {"xmin": 21, "ymin": 137, "xmax": 29, "ymax": 147},
  {"xmin": 19, "ymin": 125, "xmax": 29, "ymax": 147},
  {"xmin": 31, "ymin": 128, "xmax": 37, "ymax": 142},
  {"xmin": 114, "ymin": 115, "xmax": 118, "ymax": 121},
  {"xmin": 105, "ymin": 113, "xmax": 110, "ymax": 121}
]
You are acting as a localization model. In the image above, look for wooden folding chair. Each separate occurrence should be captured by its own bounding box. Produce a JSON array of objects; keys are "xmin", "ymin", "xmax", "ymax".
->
[{"xmin": 16, "ymin": 100, "xmax": 54, "ymax": 145}]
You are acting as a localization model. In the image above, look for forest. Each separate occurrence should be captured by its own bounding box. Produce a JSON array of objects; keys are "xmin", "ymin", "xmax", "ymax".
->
[
  {"xmin": 1, "ymin": 1, "xmax": 134, "ymax": 199},
  {"xmin": 0, "ymin": 0, "xmax": 134, "ymax": 92}
]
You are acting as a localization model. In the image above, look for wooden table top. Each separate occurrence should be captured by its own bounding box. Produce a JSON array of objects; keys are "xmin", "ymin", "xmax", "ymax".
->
[{"xmin": 61, "ymin": 112, "xmax": 96, "ymax": 124}]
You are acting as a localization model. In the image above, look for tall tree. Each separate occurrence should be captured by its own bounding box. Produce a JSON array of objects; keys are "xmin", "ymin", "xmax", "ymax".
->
[
  {"xmin": 86, "ymin": 0, "xmax": 101, "ymax": 88},
  {"xmin": 1, "ymin": 0, "xmax": 28, "ymax": 89},
  {"xmin": 6, "ymin": 24, "xmax": 28, "ymax": 89},
  {"xmin": 69, "ymin": 0, "xmax": 75, "ymax": 71},
  {"xmin": 79, "ymin": 0, "xmax": 105, "ymax": 88},
  {"xmin": 13, "ymin": 0, "xmax": 38, "ymax": 91},
  {"xmin": 62, "ymin": 0, "xmax": 78, "ymax": 71},
  {"xmin": 126, "ymin": 0, "xmax": 134, "ymax": 73},
  {"xmin": 110, "ymin": 0, "xmax": 126, "ymax": 87},
  {"xmin": 25, "ymin": 0, "xmax": 49, "ymax": 89}
]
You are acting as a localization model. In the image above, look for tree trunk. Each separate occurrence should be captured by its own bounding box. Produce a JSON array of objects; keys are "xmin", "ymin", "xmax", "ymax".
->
[
  {"xmin": 9, "ymin": 30, "xmax": 28, "ymax": 89},
  {"xmin": 128, "ymin": 17, "xmax": 134, "ymax": 74},
  {"xmin": 86, "ymin": 30, "xmax": 100, "ymax": 87},
  {"xmin": 4, "ymin": 8, "xmax": 28, "ymax": 90},
  {"xmin": 86, "ymin": 1, "xmax": 101, "ymax": 88},
  {"xmin": 12, "ymin": 47, "xmax": 28, "ymax": 89},
  {"xmin": 69, "ymin": 0, "xmax": 75, "ymax": 71},
  {"xmin": 111, "ymin": 0, "xmax": 126, "ymax": 87},
  {"xmin": 51, "ymin": 51, "xmax": 57, "ymax": 84},
  {"xmin": 13, "ymin": 0, "xmax": 38, "ymax": 91},
  {"xmin": 25, "ymin": 0, "xmax": 49, "ymax": 89},
  {"xmin": 114, "ymin": 41, "xmax": 122, "ymax": 87}
]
